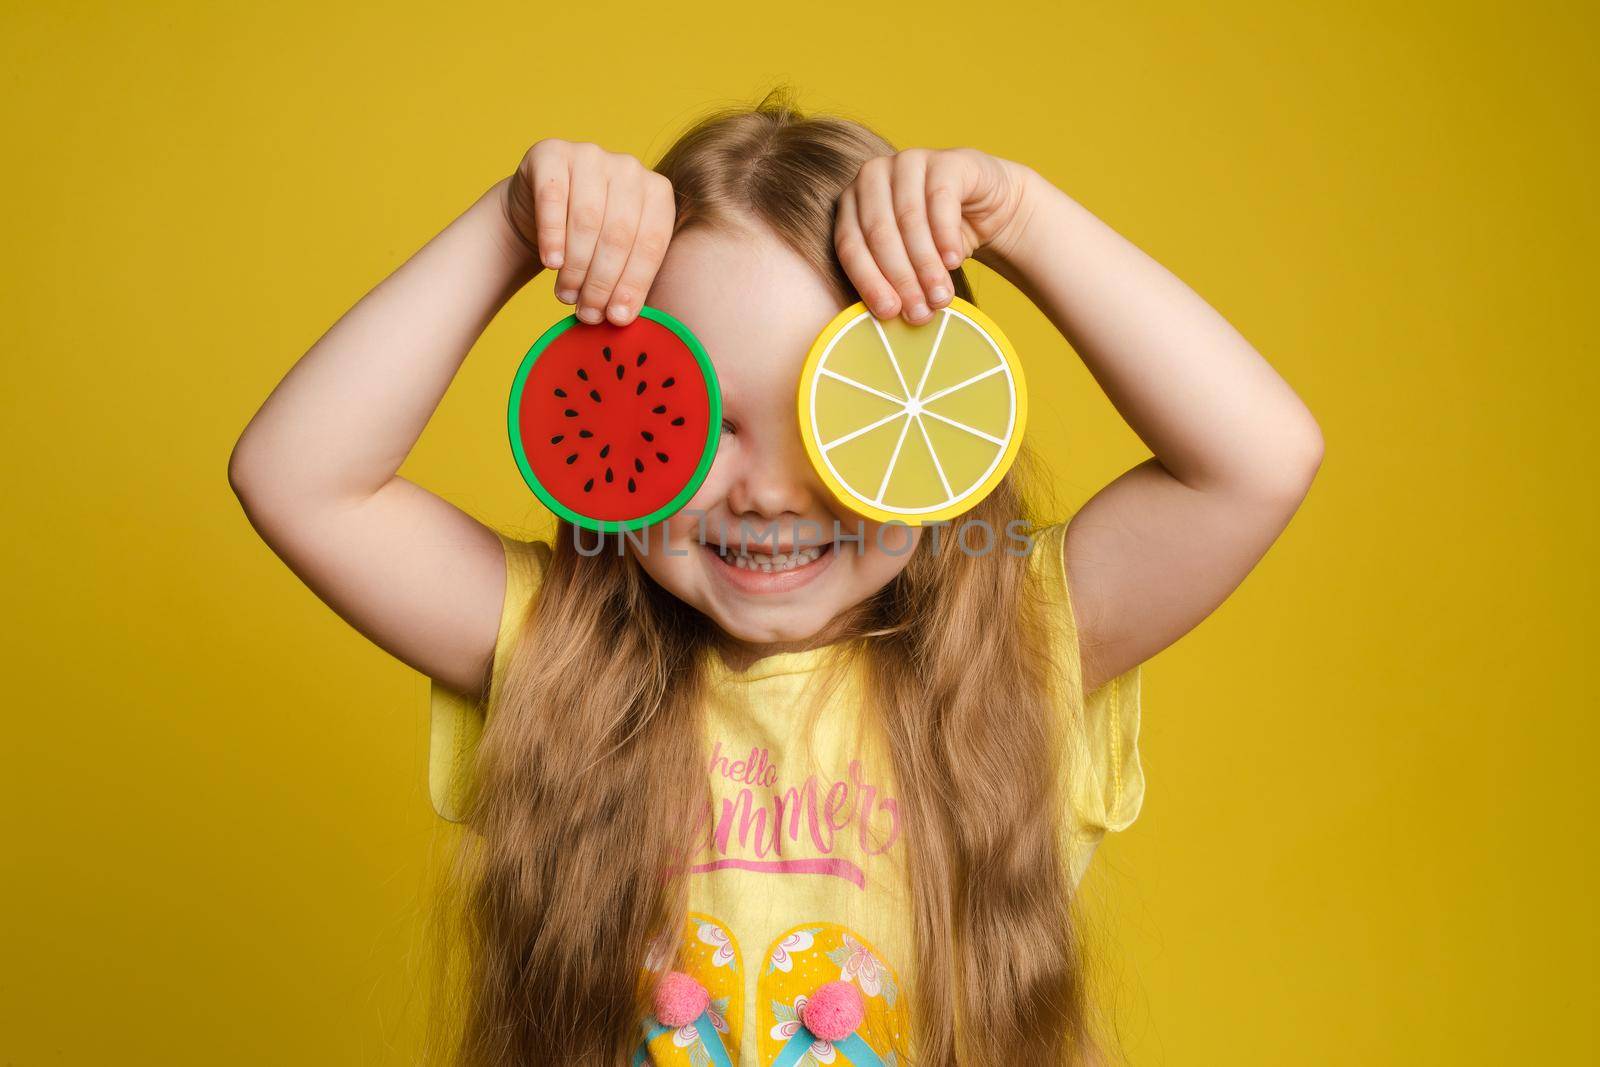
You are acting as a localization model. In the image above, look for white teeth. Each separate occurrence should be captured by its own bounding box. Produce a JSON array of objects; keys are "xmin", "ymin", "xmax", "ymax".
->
[{"xmin": 714, "ymin": 544, "xmax": 826, "ymax": 572}]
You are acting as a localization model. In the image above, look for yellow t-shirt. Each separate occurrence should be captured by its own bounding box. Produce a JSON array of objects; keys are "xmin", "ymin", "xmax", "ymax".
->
[{"xmin": 427, "ymin": 521, "xmax": 1143, "ymax": 1066}]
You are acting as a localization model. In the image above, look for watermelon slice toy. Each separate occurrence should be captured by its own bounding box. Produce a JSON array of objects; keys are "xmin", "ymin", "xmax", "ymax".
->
[{"xmin": 508, "ymin": 306, "xmax": 721, "ymax": 532}]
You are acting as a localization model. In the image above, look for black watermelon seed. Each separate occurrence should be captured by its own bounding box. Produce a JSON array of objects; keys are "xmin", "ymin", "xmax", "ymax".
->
[
  {"xmin": 656, "ymin": 452, "xmax": 670, "ymax": 463},
  {"xmin": 550, "ymin": 434, "xmax": 564, "ymax": 444},
  {"xmin": 633, "ymin": 458, "xmax": 644, "ymax": 473},
  {"xmin": 565, "ymin": 453, "xmax": 578, "ymax": 464},
  {"xmin": 602, "ymin": 346, "xmax": 612, "ymax": 361},
  {"xmin": 662, "ymin": 377, "xmax": 675, "ymax": 388},
  {"xmin": 635, "ymin": 381, "xmax": 647, "ymax": 395},
  {"xmin": 636, "ymin": 352, "xmax": 647, "ymax": 366},
  {"xmin": 605, "ymin": 468, "xmax": 613, "ymax": 483},
  {"xmin": 579, "ymin": 429, "xmax": 593, "ymax": 438},
  {"xmin": 563, "ymin": 408, "xmax": 578, "ymax": 418},
  {"xmin": 671, "ymin": 416, "xmax": 685, "ymax": 426},
  {"xmin": 627, "ymin": 478, "xmax": 636, "ymax": 492},
  {"xmin": 577, "ymin": 368, "xmax": 588, "ymax": 381},
  {"xmin": 554, "ymin": 388, "xmax": 567, "ymax": 398},
  {"xmin": 652, "ymin": 404, "xmax": 666, "ymax": 414},
  {"xmin": 615, "ymin": 365, "xmax": 624, "ymax": 380},
  {"xmin": 588, "ymin": 389, "xmax": 602, "ymax": 402},
  {"xmin": 641, "ymin": 430, "xmax": 654, "ymax": 442},
  {"xmin": 583, "ymin": 478, "xmax": 594, "ymax": 492},
  {"xmin": 599, "ymin": 444, "xmax": 610, "ymax": 459}
]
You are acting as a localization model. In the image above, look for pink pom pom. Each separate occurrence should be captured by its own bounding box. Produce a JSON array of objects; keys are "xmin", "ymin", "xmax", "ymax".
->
[
  {"xmin": 801, "ymin": 980, "xmax": 864, "ymax": 1042},
  {"xmin": 654, "ymin": 970, "xmax": 710, "ymax": 1028}
]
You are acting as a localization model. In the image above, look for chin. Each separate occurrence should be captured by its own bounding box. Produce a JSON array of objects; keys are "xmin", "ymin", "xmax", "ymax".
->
[{"xmin": 708, "ymin": 608, "xmax": 833, "ymax": 648}]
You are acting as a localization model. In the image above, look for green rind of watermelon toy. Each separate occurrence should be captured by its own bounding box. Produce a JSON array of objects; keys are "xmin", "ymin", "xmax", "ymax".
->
[{"xmin": 508, "ymin": 306, "xmax": 721, "ymax": 533}]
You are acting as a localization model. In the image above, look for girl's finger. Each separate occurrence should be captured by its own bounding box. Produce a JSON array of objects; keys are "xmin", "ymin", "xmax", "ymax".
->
[
  {"xmin": 553, "ymin": 144, "xmax": 608, "ymax": 306},
  {"xmin": 834, "ymin": 186, "xmax": 900, "ymax": 320},
  {"xmin": 854, "ymin": 158, "xmax": 931, "ymax": 324},
  {"xmin": 576, "ymin": 163, "xmax": 643, "ymax": 324},
  {"xmin": 528, "ymin": 143, "xmax": 570, "ymax": 271},
  {"xmin": 891, "ymin": 151, "xmax": 954, "ymax": 311},
  {"xmin": 607, "ymin": 173, "xmax": 675, "ymax": 324},
  {"xmin": 924, "ymin": 152, "xmax": 968, "ymax": 272}
]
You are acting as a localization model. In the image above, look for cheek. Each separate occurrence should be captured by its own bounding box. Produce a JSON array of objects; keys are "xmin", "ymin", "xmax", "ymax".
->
[
  {"xmin": 624, "ymin": 517, "xmax": 707, "ymax": 586},
  {"xmin": 868, "ymin": 522, "xmax": 919, "ymax": 559},
  {"xmin": 672, "ymin": 464, "xmax": 733, "ymax": 525},
  {"xmin": 841, "ymin": 525, "xmax": 921, "ymax": 589},
  {"xmin": 634, "ymin": 507, "xmax": 717, "ymax": 552}
]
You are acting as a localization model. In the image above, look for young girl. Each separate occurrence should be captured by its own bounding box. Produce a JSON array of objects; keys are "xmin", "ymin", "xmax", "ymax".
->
[{"xmin": 229, "ymin": 91, "xmax": 1322, "ymax": 1066}]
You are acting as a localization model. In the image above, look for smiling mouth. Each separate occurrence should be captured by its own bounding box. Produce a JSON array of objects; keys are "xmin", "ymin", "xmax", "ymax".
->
[{"xmin": 706, "ymin": 541, "xmax": 835, "ymax": 573}]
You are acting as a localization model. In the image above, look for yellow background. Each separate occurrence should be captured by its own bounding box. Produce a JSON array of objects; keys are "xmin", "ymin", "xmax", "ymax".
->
[{"xmin": 2, "ymin": 1, "xmax": 1592, "ymax": 1062}]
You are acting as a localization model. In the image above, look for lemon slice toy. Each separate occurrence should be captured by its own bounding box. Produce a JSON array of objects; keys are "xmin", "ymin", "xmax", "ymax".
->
[{"xmin": 797, "ymin": 297, "xmax": 1026, "ymax": 525}]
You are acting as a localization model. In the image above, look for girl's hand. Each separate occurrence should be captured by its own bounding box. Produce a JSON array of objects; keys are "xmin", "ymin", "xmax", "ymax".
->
[
  {"xmin": 834, "ymin": 148, "xmax": 1037, "ymax": 324},
  {"xmin": 504, "ymin": 139, "xmax": 676, "ymax": 326}
]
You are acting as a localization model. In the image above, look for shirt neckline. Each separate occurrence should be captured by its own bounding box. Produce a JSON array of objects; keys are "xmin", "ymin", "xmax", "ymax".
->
[{"xmin": 700, "ymin": 639, "xmax": 860, "ymax": 684}]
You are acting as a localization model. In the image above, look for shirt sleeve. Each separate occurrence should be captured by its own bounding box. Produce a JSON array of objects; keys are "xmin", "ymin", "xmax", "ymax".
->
[
  {"xmin": 426, "ymin": 530, "xmax": 552, "ymax": 822},
  {"xmin": 1028, "ymin": 521, "xmax": 1147, "ymax": 883}
]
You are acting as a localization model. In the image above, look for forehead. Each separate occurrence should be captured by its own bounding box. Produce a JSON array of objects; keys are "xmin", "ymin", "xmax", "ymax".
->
[{"xmin": 645, "ymin": 222, "xmax": 847, "ymax": 396}]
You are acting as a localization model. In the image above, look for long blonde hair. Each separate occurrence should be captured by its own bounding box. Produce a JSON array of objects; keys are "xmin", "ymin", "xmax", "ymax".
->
[{"xmin": 425, "ymin": 86, "xmax": 1115, "ymax": 1066}]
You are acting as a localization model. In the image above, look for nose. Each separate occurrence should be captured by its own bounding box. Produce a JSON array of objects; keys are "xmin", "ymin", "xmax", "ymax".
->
[{"xmin": 722, "ymin": 423, "xmax": 819, "ymax": 523}]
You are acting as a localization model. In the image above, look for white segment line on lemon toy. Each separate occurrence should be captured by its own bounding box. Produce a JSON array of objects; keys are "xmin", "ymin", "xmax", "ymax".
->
[
  {"xmin": 904, "ymin": 310, "xmax": 959, "ymax": 500},
  {"xmin": 918, "ymin": 362, "xmax": 1007, "ymax": 405},
  {"xmin": 920, "ymin": 408, "xmax": 1007, "ymax": 446},
  {"xmin": 821, "ymin": 408, "xmax": 909, "ymax": 453},
  {"xmin": 915, "ymin": 412, "xmax": 955, "ymax": 500},
  {"xmin": 911, "ymin": 308, "xmax": 953, "ymax": 400},
  {"xmin": 874, "ymin": 405, "xmax": 917, "ymax": 505},
  {"xmin": 871, "ymin": 316, "xmax": 916, "ymax": 399},
  {"xmin": 816, "ymin": 367, "xmax": 904, "ymax": 405}
]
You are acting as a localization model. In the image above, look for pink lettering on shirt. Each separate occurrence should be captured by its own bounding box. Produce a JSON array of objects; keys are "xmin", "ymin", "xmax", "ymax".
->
[{"xmin": 690, "ymin": 738, "xmax": 903, "ymax": 888}]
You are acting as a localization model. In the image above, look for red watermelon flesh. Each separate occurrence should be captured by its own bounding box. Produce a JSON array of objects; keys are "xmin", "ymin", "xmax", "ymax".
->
[{"xmin": 516, "ymin": 318, "xmax": 713, "ymax": 524}]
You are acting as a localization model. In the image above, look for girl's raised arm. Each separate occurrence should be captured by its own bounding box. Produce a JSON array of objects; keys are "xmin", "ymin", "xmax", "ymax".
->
[
  {"xmin": 992, "ymin": 171, "xmax": 1324, "ymax": 693},
  {"xmin": 833, "ymin": 150, "xmax": 1325, "ymax": 694},
  {"xmin": 228, "ymin": 142, "xmax": 675, "ymax": 697}
]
